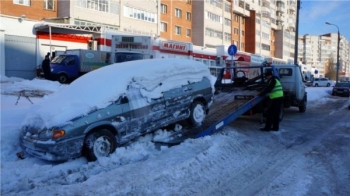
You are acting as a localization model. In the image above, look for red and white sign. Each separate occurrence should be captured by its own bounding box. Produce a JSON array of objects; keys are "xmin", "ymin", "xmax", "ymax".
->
[{"xmin": 160, "ymin": 41, "xmax": 187, "ymax": 52}]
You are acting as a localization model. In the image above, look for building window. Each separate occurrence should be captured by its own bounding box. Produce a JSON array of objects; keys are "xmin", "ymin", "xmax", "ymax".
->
[
  {"xmin": 161, "ymin": 4, "xmax": 167, "ymax": 14},
  {"xmin": 224, "ymin": 32, "xmax": 231, "ymax": 41},
  {"xmin": 76, "ymin": 0, "xmax": 119, "ymax": 14},
  {"xmin": 262, "ymin": 43, "xmax": 271, "ymax": 51},
  {"xmin": 186, "ymin": 12, "xmax": 191, "ymax": 21},
  {"xmin": 207, "ymin": 0, "xmax": 223, "ymax": 8},
  {"xmin": 241, "ymin": 43, "xmax": 244, "ymax": 49},
  {"xmin": 44, "ymin": 0, "xmax": 54, "ymax": 10},
  {"xmin": 175, "ymin": 26, "xmax": 181, "ymax": 35},
  {"xmin": 241, "ymin": 30, "xmax": 245, "ymax": 36},
  {"xmin": 225, "ymin": 18, "xmax": 231, "ymax": 26},
  {"xmin": 186, "ymin": 29, "xmax": 191, "ymax": 37},
  {"xmin": 234, "ymin": 14, "xmax": 239, "ymax": 22},
  {"xmin": 206, "ymin": 11, "xmax": 222, "ymax": 23},
  {"xmin": 186, "ymin": 0, "xmax": 192, "ymax": 4},
  {"xmin": 124, "ymin": 6, "xmax": 157, "ymax": 23},
  {"xmin": 234, "ymin": 28, "xmax": 239, "ymax": 35},
  {"xmin": 225, "ymin": 3, "xmax": 231, "ymax": 12},
  {"xmin": 175, "ymin": 8, "xmax": 182, "ymax": 18},
  {"xmin": 13, "ymin": 0, "xmax": 30, "ymax": 6},
  {"xmin": 161, "ymin": 22, "xmax": 167, "ymax": 32},
  {"xmin": 85, "ymin": 0, "xmax": 109, "ymax": 12},
  {"xmin": 205, "ymin": 28, "xmax": 223, "ymax": 39}
]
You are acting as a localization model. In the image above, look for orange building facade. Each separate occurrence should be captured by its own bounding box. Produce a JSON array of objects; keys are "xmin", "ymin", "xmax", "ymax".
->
[
  {"xmin": 1, "ymin": 0, "xmax": 57, "ymax": 21},
  {"xmin": 160, "ymin": 0, "xmax": 192, "ymax": 43}
]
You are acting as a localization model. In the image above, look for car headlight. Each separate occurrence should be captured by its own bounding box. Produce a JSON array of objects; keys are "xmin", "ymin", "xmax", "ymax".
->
[
  {"xmin": 38, "ymin": 130, "xmax": 53, "ymax": 140},
  {"xmin": 38, "ymin": 128, "xmax": 66, "ymax": 139}
]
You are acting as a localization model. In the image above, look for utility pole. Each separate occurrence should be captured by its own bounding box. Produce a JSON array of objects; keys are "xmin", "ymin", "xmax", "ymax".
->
[
  {"xmin": 294, "ymin": 0, "xmax": 301, "ymax": 65},
  {"xmin": 325, "ymin": 22, "xmax": 340, "ymax": 84}
]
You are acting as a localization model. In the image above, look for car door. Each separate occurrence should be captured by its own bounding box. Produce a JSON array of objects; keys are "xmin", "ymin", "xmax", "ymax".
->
[
  {"xmin": 126, "ymin": 86, "xmax": 166, "ymax": 135},
  {"xmin": 163, "ymin": 83, "xmax": 193, "ymax": 122}
]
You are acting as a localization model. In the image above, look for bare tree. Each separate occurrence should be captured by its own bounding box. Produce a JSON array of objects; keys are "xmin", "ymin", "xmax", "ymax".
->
[{"xmin": 325, "ymin": 55, "xmax": 337, "ymax": 80}]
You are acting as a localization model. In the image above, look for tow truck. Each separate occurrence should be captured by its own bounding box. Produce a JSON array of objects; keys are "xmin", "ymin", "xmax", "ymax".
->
[{"xmin": 154, "ymin": 62, "xmax": 307, "ymax": 144}]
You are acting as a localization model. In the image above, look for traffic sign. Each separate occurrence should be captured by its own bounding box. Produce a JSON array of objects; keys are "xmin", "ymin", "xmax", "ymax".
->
[{"xmin": 228, "ymin": 44, "xmax": 237, "ymax": 56}]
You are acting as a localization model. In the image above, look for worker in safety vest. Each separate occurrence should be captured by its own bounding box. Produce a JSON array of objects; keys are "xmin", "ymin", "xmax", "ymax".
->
[{"xmin": 258, "ymin": 70, "xmax": 284, "ymax": 131}]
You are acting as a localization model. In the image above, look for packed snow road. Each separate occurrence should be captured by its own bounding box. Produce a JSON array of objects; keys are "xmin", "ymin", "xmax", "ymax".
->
[{"xmin": 1, "ymin": 93, "xmax": 350, "ymax": 195}]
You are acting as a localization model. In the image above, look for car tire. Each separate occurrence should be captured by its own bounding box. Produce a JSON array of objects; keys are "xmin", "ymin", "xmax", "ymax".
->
[
  {"xmin": 327, "ymin": 83, "xmax": 330, "ymax": 87},
  {"xmin": 83, "ymin": 129, "xmax": 117, "ymax": 162},
  {"xmin": 188, "ymin": 101, "xmax": 206, "ymax": 127},
  {"xmin": 298, "ymin": 97, "xmax": 306, "ymax": 113},
  {"xmin": 315, "ymin": 83, "xmax": 319, "ymax": 87},
  {"xmin": 58, "ymin": 73, "xmax": 69, "ymax": 84}
]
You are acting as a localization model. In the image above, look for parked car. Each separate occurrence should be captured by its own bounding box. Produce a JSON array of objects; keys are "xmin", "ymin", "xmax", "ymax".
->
[
  {"xmin": 332, "ymin": 82, "xmax": 350, "ymax": 96},
  {"xmin": 348, "ymin": 95, "xmax": 350, "ymax": 110},
  {"xmin": 313, "ymin": 78, "xmax": 332, "ymax": 87},
  {"xmin": 19, "ymin": 58, "xmax": 215, "ymax": 162}
]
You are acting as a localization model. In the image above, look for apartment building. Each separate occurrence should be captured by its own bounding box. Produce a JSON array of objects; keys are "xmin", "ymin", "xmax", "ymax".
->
[
  {"xmin": 159, "ymin": 0, "xmax": 192, "ymax": 43},
  {"xmin": 247, "ymin": 0, "xmax": 296, "ymax": 61},
  {"xmin": 298, "ymin": 34, "xmax": 350, "ymax": 78},
  {"xmin": 1, "ymin": 0, "xmax": 58, "ymax": 21}
]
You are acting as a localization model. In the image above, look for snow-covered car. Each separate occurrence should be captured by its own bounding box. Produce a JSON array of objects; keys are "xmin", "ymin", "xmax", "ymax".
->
[
  {"xmin": 313, "ymin": 78, "xmax": 332, "ymax": 87},
  {"xmin": 19, "ymin": 58, "xmax": 215, "ymax": 161},
  {"xmin": 331, "ymin": 82, "xmax": 350, "ymax": 97}
]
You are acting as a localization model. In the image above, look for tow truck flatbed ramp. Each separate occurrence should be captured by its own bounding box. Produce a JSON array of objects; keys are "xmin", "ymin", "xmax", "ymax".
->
[{"xmin": 154, "ymin": 89, "xmax": 265, "ymax": 144}]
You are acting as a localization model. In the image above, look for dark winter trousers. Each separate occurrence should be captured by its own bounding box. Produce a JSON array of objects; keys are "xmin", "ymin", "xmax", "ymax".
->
[{"xmin": 264, "ymin": 97, "xmax": 283, "ymax": 130}]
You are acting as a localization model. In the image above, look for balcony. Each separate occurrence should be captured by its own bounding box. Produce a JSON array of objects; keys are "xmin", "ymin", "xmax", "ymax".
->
[
  {"xmin": 239, "ymin": 0, "xmax": 244, "ymax": 8},
  {"xmin": 261, "ymin": 11, "xmax": 271, "ymax": 19},
  {"xmin": 262, "ymin": 0, "xmax": 270, "ymax": 8},
  {"xmin": 276, "ymin": 15, "xmax": 283, "ymax": 22},
  {"xmin": 277, "ymin": 1, "xmax": 285, "ymax": 10}
]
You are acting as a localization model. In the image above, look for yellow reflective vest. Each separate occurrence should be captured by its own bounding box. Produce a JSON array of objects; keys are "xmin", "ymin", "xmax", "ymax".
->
[{"xmin": 269, "ymin": 78, "xmax": 284, "ymax": 99}]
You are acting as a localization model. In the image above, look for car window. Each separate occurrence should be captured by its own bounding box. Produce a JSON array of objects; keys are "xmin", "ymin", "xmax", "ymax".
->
[
  {"xmin": 335, "ymin": 83, "xmax": 350, "ymax": 87},
  {"xmin": 279, "ymin": 68, "xmax": 292, "ymax": 76}
]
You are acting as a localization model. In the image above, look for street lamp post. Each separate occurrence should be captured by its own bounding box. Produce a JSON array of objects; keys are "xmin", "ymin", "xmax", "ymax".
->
[{"xmin": 325, "ymin": 22, "xmax": 340, "ymax": 84}]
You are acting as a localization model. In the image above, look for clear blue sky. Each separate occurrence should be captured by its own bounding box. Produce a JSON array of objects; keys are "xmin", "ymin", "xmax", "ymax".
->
[{"xmin": 299, "ymin": 0, "xmax": 350, "ymax": 41}]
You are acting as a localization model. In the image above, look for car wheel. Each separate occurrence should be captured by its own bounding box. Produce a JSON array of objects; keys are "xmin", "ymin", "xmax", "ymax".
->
[
  {"xmin": 315, "ymin": 83, "xmax": 319, "ymax": 87},
  {"xmin": 83, "ymin": 129, "xmax": 116, "ymax": 162},
  {"xmin": 188, "ymin": 101, "xmax": 206, "ymax": 127},
  {"xmin": 327, "ymin": 83, "xmax": 330, "ymax": 87},
  {"xmin": 58, "ymin": 73, "xmax": 68, "ymax": 84},
  {"xmin": 298, "ymin": 97, "xmax": 306, "ymax": 113}
]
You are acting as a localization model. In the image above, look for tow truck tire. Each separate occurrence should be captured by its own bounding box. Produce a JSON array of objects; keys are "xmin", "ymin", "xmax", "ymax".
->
[
  {"xmin": 188, "ymin": 101, "xmax": 206, "ymax": 127},
  {"xmin": 83, "ymin": 129, "xmax": 116, "ymax": 162},
  {"xmin": 298, "ymin": 97, "xmax": 307, "ymax": 113},
  {"xmin": 58, "ymin": 73, "xmax": 68, "ymax": 84}
]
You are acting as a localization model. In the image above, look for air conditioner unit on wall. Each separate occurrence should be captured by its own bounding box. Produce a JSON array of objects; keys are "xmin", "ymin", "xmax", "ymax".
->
[{"xmin": 88, "ymin": 40, "xmax": 97, "ymax": 50}]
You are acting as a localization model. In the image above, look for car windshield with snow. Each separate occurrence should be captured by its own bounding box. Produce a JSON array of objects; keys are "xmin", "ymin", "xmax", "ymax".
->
[{"xmin": 19, "ymin": 59, "xmax": 215, "ymax": 161}]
